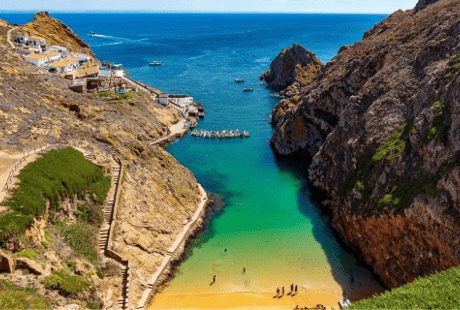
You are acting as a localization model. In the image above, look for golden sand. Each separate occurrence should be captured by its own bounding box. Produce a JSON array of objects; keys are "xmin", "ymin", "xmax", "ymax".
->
[{"xmin": 149, "ymin": 291, "xmax": 342, "ymax": 310}]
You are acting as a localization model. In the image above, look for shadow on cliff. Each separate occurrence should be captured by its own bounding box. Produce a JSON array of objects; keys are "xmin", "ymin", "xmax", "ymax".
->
[{"xmin": 273, "ymin": 153, "xmax": 385, "ymax": 300}]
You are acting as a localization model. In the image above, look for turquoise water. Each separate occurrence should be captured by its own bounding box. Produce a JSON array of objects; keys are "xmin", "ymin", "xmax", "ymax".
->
[{"xmin": 2, "ymin": 12, "xmax": 387, "ymax": 304}]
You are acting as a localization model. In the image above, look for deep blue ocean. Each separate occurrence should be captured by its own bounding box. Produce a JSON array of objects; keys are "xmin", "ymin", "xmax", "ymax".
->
[{"xmin": 1, "ymin": 13, "xmax": 388, "ymax": 306}]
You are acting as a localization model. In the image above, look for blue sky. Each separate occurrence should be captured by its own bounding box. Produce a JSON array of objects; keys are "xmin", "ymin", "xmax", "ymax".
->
[{"xmin": 0, "ymin": 0, "xmax": 419, "ymax": 14}]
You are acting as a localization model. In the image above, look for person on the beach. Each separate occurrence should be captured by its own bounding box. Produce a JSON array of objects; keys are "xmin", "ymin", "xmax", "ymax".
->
[
  {"xmin": 243, "ymin": 267, "xmax": 246, "ymax": 274},
  {"xmin": 213, "ymin": 275, "xmax": 216, "ymax": 282},
  {"xmin": 224, "ymin": 248, "xmax": 227, "ymax": 253},
  {"xmin": 291, "ymin": 283, "xmax": 294, "ymax": 292},
  {"xmin": 295, "ymin": 285, "xmax": 298, "ymax": 294},
  {"xmin": 282, "ymin": 286, "xmax": 285, "ymax": 296},
  {"xmin": 276, "ymin": 287, "xmax": 280, "ymax": 296}
]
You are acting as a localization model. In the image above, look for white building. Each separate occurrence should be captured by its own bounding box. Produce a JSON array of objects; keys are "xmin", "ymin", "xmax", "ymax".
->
[
  {"xmin": 73, "ymin": 53, "xmax": 91, "ymax": 62},
  {"xmin": 113, "ymin": 64, "xmax": 124, "ymax": 77},
  {"xmin": 49, "ymin": 59, "xmax": 76, "ymax": 73},
  {"xmin": 47, "ymin": 45, "xmax": 67, "ymax": 53},
  {"xmin": 27, "ymin": 36, "xmax": 46, "ymax": 47},
  {"xmin": 158, "ymin": 94, "xmax": 195, "ymax": 109},
  {"xmin": 23, "ymin": 53, "xmax": 49, "ymax": 66},
  {"xmin": 44, "ymin": 50, "xmax": 61, "ymax": 62}
]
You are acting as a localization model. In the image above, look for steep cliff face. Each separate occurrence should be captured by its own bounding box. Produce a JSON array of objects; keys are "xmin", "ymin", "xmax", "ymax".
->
[
  {"xmin": 271, "ymin": 0, "xmax": 460, "ymax": 288},
  {"xmin": 260, "ymin": 43, "xmax": 324, "ymax": 92},
  {"xmin": 0, "ymin": 14, "xmax": 202, "ymax": 308}
]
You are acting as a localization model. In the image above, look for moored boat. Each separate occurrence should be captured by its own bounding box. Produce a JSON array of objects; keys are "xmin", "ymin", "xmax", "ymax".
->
[
  {"xmin": 149, "ymin": 61, "xmax": 162, "ymax": 66},
  {"xmin": 234, "ymin": 78, "xmax": 245, "ymax": 82},
  {"xmin": 243, "ymin": 88, "xmax": 253, "ymax": 92}
]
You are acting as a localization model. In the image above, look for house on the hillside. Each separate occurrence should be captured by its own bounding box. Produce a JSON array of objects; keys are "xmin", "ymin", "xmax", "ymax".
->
[
  {"xmin": 69, "ymin": 78, "xmax": 87, "ymax": 93},
  {"xmin": 73, "ymin": 53, "xmax": 91, "ymax": 63},
  {"xmin": 157, "ymin": 94, "xmax": 195, "ymax": 109},
  {"xmin": 44, "ymin": 50, "xmax": 61, "ymax": 62},
  {"xmin": 14, "ymin": 35, "xmax": 27, "ymax": 44},
  {"xmin": 27, "ymin": 36, "xmax": 46, "ymax": 47},
  {"xmin": 49, "ymin": 59, "xmax": 76, "ymax": 73},
  {"xmin": 23, "ymin": 53, "xmax": 49, "ymax": 66},
  {"xmin": 47, "ymin": 45, "xmax": 67, "ymax": 53}
]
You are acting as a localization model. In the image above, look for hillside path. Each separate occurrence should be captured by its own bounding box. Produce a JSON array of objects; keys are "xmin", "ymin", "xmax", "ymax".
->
[{"xmin": 6, "ymin": 27, "xmax": 16, "ymax": 48}]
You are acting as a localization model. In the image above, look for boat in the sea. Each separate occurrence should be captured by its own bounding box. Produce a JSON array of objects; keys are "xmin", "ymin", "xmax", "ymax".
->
[
  {"xmin": 149, "ymin": 61, "xmax": 162, "ymax": 66},
  {"xmin": 234, "ymin": 78, "xmax": 245, "ymax": 82},
  {"xmin": 243, "ymin": 88, "xmax": 254, "ymax": 92},
  {"xmin": 88, "ymin": 31, "xmax": 97, "ymax": 36}
]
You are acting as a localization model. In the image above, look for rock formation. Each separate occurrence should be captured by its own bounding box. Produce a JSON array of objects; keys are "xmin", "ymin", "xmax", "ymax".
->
[
  {"xmin": 0, "ymin": 13, "xmax": 203, "ymax": 309},
  {"xmin": 260, "ymin": 43, "xmax": 323, "ymax": 92},
  {"xmin": 270, "ymin": 0, "xmax": 460, "ymax": 288}
]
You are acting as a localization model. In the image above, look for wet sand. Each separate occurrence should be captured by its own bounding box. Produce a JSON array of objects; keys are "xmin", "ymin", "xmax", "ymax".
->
[{"xmin": 150, "ymin": 291, "xmax": 341, "ymax": 310}]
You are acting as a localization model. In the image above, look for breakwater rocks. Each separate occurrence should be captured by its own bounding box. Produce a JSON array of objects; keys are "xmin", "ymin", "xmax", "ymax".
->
[
  {"xmin": 191, "ymin": 129, "xmax": 250, "ymax": 139},
  {"xmin": 269, "ymin": 0, "xmax": 460, "ymax": 289}
]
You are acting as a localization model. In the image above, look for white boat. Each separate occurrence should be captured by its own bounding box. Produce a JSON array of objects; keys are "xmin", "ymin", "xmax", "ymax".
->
[
  {"xmin": 234, "ymin": 78, "xmax": 245, "ymax": 82},
  {"xmin": 243, "ymin": 88, "xmax": 253, "ymax": 92},
  {"xmin": 149, "ymin": 61, "xmax": 162, "ymax": 66}
]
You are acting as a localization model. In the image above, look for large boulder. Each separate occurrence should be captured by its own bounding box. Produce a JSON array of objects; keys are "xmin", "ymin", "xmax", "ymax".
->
[
  {"xmin": 260, "ymin": 43, "xmax": 324, "ymax": 92},
  {"xmin": 15, "ymin": 257, "xmax": 44, "ymax": 275},
  {"xmin": 0, "ymin": 250, "xmax": 14, "ymax": 273}
]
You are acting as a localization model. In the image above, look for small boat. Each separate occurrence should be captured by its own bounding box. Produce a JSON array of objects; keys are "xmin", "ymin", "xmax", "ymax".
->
[
  {"xmin": 88, "ymin": 31, "xmax": 97, "ymax": 36},
  {"xmin": 234, "ymin": 78, "xmax": 245, "ymax": 82},
  {"xmin": 149, "ymin": 61, "xmax": 162, "ymax": 66},
  {"xmin": 243, "ymin": 88, "xmax": 253, "ymax": 92}
]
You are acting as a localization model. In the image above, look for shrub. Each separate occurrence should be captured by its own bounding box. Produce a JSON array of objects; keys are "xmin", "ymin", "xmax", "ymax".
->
[
  {"xmin": 0, "ymin": 147, "xmax": 110, "ymax": 244},
  {"xmin": 349, "ymin": 265, "xmax": 460, "ymax": 309},
  {"xmin": 16, "ymin": 248, "xmax": 38, "ymax": 260},
  {"xmin": 0, "ymin": 38, "xmax": 7, "ymax": 45},
  {"xmin": 41, "ymin": 269, "xmax": 92, "ymax": 297},
  {"xmin": 0, "ymin": 279, "xmax": 51, "ymax": 309},
  {"xmin": 59, "ymin": 222, "xmax": 98, "ymax": 265}
]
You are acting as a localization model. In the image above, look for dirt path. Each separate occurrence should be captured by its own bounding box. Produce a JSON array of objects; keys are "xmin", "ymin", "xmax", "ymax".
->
[{"xmin": 6, "ymin": 27, "xmax": 16, "ymax": 48}]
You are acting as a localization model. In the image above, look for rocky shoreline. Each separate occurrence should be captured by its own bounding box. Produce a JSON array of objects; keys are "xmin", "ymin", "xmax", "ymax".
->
[{"xmin": 268, "ymin": 0, "xmax": 460, "ymax": 291}]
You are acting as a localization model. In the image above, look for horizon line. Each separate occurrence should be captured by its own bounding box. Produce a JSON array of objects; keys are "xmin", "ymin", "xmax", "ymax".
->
[{"xmin": 0, "ymin": 10, "xmax": 392, "ymax": 15}]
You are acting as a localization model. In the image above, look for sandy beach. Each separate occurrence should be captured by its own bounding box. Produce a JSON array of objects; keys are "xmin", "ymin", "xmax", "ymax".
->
[{"xmin": 149, "ymin": 291, "xmax": 342, "ymax": 310}]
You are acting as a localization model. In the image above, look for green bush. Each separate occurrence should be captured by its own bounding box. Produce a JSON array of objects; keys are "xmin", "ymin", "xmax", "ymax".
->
[
  {"xmin": 41, "ymin": 269, "xmax": 92, "ymax": 297},
  {"xmin": 0, "ymin": 279, "xmax": 51, "ymax": 309},
  {"xmin": 16, "ymin": 248, "xmax": 38, "ymax": 260},
  {"xmin": 349, "ymin": 266, "xmax": 460, "ymax": 309},
  {"xmin": 423, "ymin": 100, "xmax": 448, "ymax": 142},
  {"xmin": 0, "ymin": 38, "xmax": 7, "ymax": 45},
  {"xmin": 0, "ymin": 147, "xmax": 110, "ymax": 244},
  {"xmin": 445, "ymin": 54, "xmax": 460, "ymax": 80},
  {"xmin": 60, "ymin": 222, "xmax": 98, "ymax": 265}
]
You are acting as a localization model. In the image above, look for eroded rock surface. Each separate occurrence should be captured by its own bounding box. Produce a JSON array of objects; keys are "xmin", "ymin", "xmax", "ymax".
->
[
  {"xmin": 271, "ymin": 0, "xmax": 460, "ymax": 288},
  {"xmin": 260, "ymin": 43, "xmax": 323, "ymax": 92}
]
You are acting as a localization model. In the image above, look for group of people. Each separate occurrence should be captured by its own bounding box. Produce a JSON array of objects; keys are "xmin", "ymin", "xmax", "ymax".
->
[
  {"xmin": 293, "ymin": 304, "xmax": 326, "ymax": 310},
  {"xmin": 274, "ymin": 283, "xmax": 298, "ymax": 298}
]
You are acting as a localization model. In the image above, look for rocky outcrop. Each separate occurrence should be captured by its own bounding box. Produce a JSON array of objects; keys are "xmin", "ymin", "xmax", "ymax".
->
[
  {"xmin": 0, "ymin": 13, "xmax": 203, "ymax": 309},
  {"xmin": 16, "ymin": 257, "xmax": 44, "ymax": 275},
  {"xmin": 270, "ymin": 0, "xmax": 460, "ymax": 288},
  {"xmin": 17, "ymin": 11, "xmax": 97, "ymax": 61},
  {"xmin": 0, "ymin": 250, "xmax": 14, "ymax": 273},
  {"xmin": 260, "ymin": 43, "xmax": 323, "ymax": 92}
]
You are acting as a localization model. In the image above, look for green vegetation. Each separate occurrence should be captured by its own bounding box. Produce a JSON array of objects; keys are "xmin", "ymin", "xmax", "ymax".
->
[
  {"xmin": 445, "ymin": 54, "xmax": 460, "ymax": 80},
  {"xmin": 423, "ymin": 100, "xmax": 448, "ymax": 142},
  {"xmin": 341, "ymin": 117, "xmax": 459, "ymax": 214},
  {"xmin": 0, "ymin": 38, "xmax": 7, "ymax": 45},
  {"xmin": 41, "ymin": 268, "xmax": 93, "ymax": 297},
  {"xmin": 0, "ymin": 279, "xmax": 51, "ymax": 309},
  {"xmin": 16, "ymin": 248, "xmax": 38, "ymax": 260},
  {"xmin": 372, "ymin": 122, "xmax": 412, "ymax": 162},
  {"xmin": 97, "ymin": 90, "xmax": 134, "ymax": 105},
  {"xmin": 0, "ymin": 147, "xmax": 110, "ymax": 246},
  {"xmin": 349, "ymin": 265, "xmax": 460, "ymax": 309},
  {"xmin": 58, "ymin": 222, "xmax": 99, "ymax": 265}
]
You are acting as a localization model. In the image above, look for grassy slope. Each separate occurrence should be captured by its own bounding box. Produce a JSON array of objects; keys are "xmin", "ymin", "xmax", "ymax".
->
[
  {"xmin": 349, "ymin": 265, "xmax": 460, "ymax": 309},
  {"xmin": 0, "ymin": 147, "xmax": 111, "ymax": 244}
]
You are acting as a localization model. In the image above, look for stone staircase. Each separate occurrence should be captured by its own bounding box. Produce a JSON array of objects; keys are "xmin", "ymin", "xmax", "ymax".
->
[{"xmin": 95, "ymin": 163, "xmax": 130, "ymax": 310}]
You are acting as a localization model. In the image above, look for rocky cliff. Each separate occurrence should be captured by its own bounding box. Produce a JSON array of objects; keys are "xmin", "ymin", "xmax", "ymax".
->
[
  {"xmin": 17, "ymin": 12, "xmax": 97, "ymax": 61},
  {"xmin": 260, "ymin": 43, "xmax": 324, "ymax": 93},
  {"xmin": 0, "ymin": 14, "xmax": 202, "ymax": 309},
  {"xmin": 270, "ymin": 0, "xmax": 460, "ymax": 288}
]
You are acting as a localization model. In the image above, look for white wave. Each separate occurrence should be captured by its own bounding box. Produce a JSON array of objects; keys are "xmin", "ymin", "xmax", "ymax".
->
[{"xmin": 102, "ymin": 41, "xmax": 123, "ymax": 46}]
